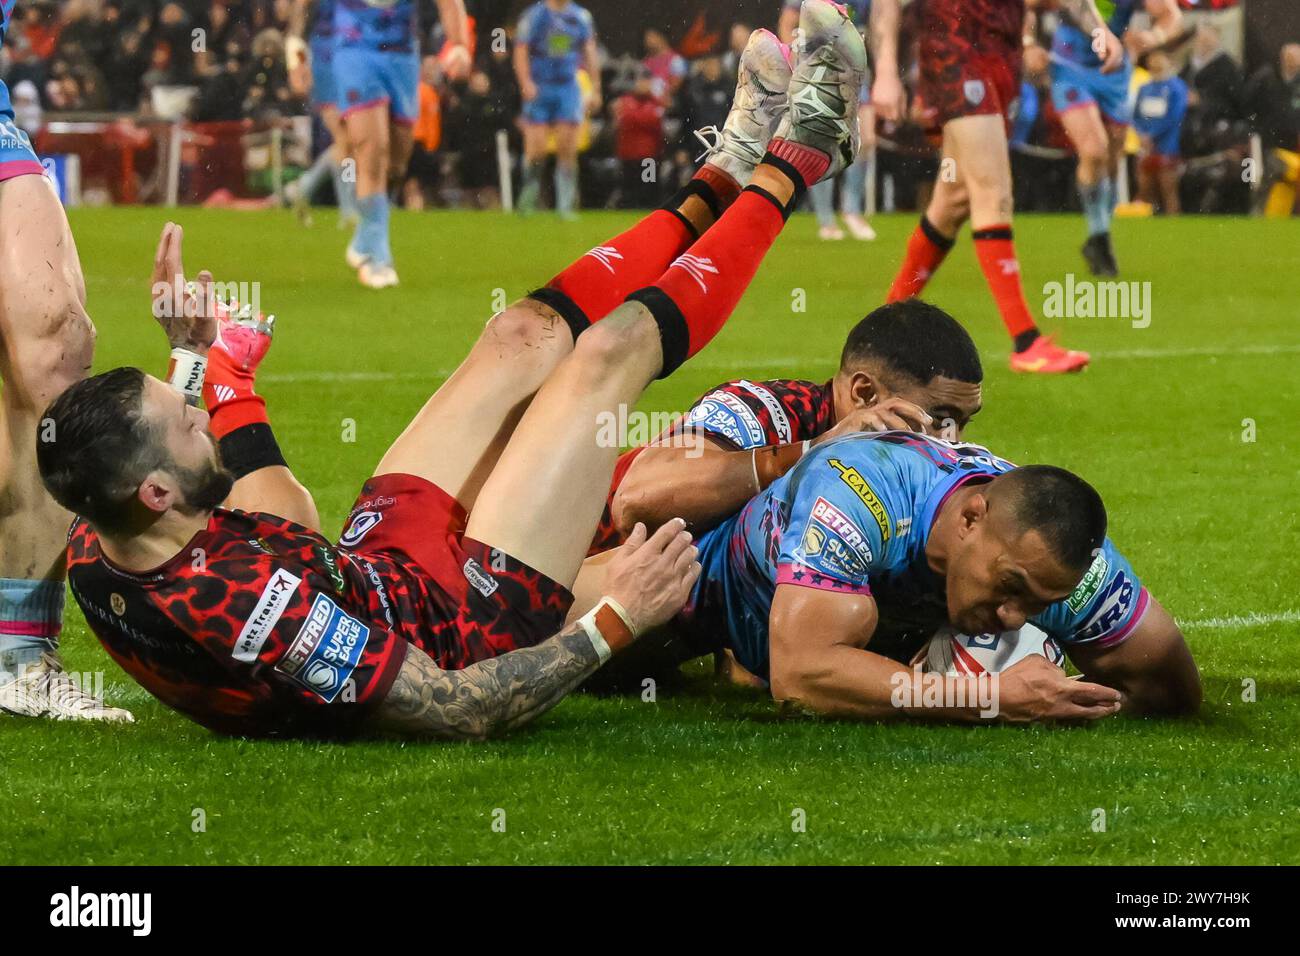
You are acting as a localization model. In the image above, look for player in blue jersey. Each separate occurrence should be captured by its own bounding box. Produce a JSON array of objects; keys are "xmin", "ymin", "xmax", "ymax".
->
[
  {"xmin": 0, "ymin": 0, "xmax": 131, "ymax": 719},
  {"xmin": 286, "ymin": 0, "xmax": 360, "ymax": 228},
  {"xmin": 335, "ymin": 0, "xmax": 470, "ymax": 288},
  {"xmin": 1026, "ymin": 0, "xmax": 1182, "ymax": 276},
  {"xmin": 676, "ymin": 431, "xmax": 1200, "ymax": 721},
  {"xmin": 780, "ymin": 0, "xmax": 877, "ymax": 241},
  {"xmin": 513, "ymin": 0, "xmax": 601, "ymax": 219}
]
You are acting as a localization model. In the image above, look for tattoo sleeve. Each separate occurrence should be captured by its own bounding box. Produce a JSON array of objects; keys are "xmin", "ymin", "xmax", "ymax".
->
[{"xmin": 368, "ymin": 623, "xmax": 602, "ymax": 740}]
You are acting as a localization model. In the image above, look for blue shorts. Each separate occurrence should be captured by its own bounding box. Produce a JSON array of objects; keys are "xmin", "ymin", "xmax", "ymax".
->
[
  {"xmin": 0, "ymin": 110, "xmax": 44, "ymax": 184},
  {"xmin": 1050, "ymin": 59, "xmax": 1133, "ymax": 125},
  {"xmin": 334, "ymin": 47, "xmax": 419, "ymax": 124},
  {"xmin": 523, "ymin": 80, "xmax": 583, "ymax": 125},
  {"xmin": 310, "ymin": 39, "xmax": 337, "ymax": 110}
]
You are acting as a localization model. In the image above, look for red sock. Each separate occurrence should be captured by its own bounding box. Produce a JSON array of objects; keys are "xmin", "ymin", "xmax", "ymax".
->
[
  {"xmin": 535, "ymin": 167, "xmax": 740, "ymax": 334},
  {"xmin": 972, "ymin": 225, "xmax": 1039, "ymax": 341},
  {"xmin": 629, "ymin": 185, "xmax": 787, "ymax": 376},
  {"xmin": 887, "ymin": 216, "xmax": 954, "ymax": 302},
  {"xmin": 202, "ymin": 347, "xmax": 267, "ymax": 439}
]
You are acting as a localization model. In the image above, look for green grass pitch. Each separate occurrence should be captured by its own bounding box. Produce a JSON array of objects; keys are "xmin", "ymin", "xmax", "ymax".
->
[{"xmin": 4, "ymin": 207, "xmax": 1297, "ymax": 865}]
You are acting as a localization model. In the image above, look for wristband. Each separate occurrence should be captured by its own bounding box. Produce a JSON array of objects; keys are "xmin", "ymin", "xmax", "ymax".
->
[
  {"xmin": 167, "ymin": 348, "xmax": 207, "ymax": 405},
  {"xmin": 751, "ymin": 440, "xmax": 811, "ymax": 494},
  {"xmin": 577, "ymin": 596, "xmax": 636, "ymax": 663}
]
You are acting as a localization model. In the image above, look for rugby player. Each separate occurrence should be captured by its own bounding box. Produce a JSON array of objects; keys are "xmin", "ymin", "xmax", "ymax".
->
[
  {"xmin": 871, "ymin": 0, "xmax": 1120, "ymax": 374},
  {"xmin": 336, "ymin": 0, "xmax": 471, "ymax": 289},
  {"xmin": 1026, "ymin": 0, "xmax": 1183, "ymax": 276},
  {"xmin": 37, "ymin": 4, "xmax": 872, "ymax": 740},
  {"xmin": 285, "ymin": 0, "xmax": 361, "ymax": 228},
  {"xmin": 0, "ymin": 0, "xmax": 131, "ymax": 720},
  {"xmin": 513, "ymin": 0, "xmax": 601, "ymax": 220},
  {"xmin": 577, "ymin": 430, "xmax": 1201, "ymax": 721}
]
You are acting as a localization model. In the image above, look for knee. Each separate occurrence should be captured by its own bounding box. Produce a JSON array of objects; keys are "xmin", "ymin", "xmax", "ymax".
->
[
  {"xmin": 482, "ymin": 301, "xmax": 565, "ymax": 353},
  {"xmin": 570, "ymin": 312, "xmax": 658, "ymax": 379}
]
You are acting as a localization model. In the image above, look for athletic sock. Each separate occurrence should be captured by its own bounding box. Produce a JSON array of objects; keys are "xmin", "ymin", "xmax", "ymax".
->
[
  {"xmin": 971, "ymin": 224, "xmax": 1040, "ymax": 348},
  {"xmin": 294, "ymin": 149, "xmax": 334, "ymax": 204},
  {"xmin": 0, "ymin": 578, "xmax": 63, "ymax": 684},
  {"xmin": 887, "ymin": 215, "xmax": 954, "ymax": 302},
  {"xmin": 628, "ymin": 158, "xmax": 800, "ymax": 377},
  {"xmin": 332, "ymin": 157, "xmax": 359, "ymax": 220},
  {"xmin": 809, "ymin": 177, "xmax": 837, "ymax": 228},
  {"xmin": 203, "ymin": 345, "xmax": 268, "ymax": 439},
  {"xmin": 1100, "ymin": 174, "xmax": 1117, "ymax": 217},
  {"xmin": 518, "ymin": 159, "xmax": 544, "ymax": 211},
  {"xmin": 530, "ymin": 166, "xmax": 739, "ymax": 340},
  {"xmin": 1080, "ymin": 177, "xmax": 1110, "ymax": 237},
  {"xmin": 841, "ymin": 155, "xmax": 868, "ymax": 216},
  {"xmin": 354, "ymin": 193, "xmax": 392, "ymax": 267},
  {"xmin": 555, "ymin": 164, "xmax": 578, "ymax": 217}
]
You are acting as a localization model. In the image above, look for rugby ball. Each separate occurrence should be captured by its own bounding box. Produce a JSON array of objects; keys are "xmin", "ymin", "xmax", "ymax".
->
[{"xmin": 920, "ymin": 623, "xmax": 1064, "ymax": 676}]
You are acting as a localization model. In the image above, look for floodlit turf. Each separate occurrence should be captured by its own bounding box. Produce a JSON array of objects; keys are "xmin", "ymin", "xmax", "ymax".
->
[{"xmin": 3, "ymin": 207, "xmax": 1297, "ymax": 865}]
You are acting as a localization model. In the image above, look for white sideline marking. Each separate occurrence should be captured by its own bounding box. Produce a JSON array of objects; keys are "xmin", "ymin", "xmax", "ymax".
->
[{"xmin": 1180, "ymin": 610, "xmax": 1300, "ymax": 630}]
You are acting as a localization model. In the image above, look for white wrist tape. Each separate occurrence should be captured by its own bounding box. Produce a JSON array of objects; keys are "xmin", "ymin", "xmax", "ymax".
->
[
  {"xmin": 168, "ymin": 348, "xmax": 207, "ymax": 405},
  {"xmin": 577, "ymin": 596, "xmax": 635, "ymax": 664}
]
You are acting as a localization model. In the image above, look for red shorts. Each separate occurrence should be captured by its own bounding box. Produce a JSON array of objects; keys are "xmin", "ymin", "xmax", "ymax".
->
[
  {"xmin": 340, "ymin": 473, "xmax": 574, "ymax": 668},
  {"xmin": 917, "ymin": 35, "xmax": 1021, "ymax": 137}
]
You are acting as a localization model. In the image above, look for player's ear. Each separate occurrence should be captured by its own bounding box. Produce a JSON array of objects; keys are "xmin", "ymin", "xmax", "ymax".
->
[
  {"xmin": 958, "ymin": 492, "xmax": 989, "ymax": 537},
  {"xmin": 846, "ymin": 369, "xmax": 880, "ymax": 408},
  {"xmin": 137, "ymin": 472, "xmax": 176, "ymax": 515}
]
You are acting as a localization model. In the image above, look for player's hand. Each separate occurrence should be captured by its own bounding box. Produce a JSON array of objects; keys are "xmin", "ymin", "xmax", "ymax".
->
[
  {"xmin": 439, "ymin": 42, "xmax": 471, "ymax": 81},
  {"xmin": 150, "ymin": 221, "xmax": 218, "ymax": 354},
  {"xmin": 871, "ymin": 70, "xmax": 906, "ymax": 123},
  {"xmin": 1023, "ymin": 43, "xmax": 1050, "ymax": 76},
  {"xmin": 997, "ymin": 655, "xmax": 1122, "ymax": 723},
  {"xmin": 587, "ymin": 90, "xmax": 603, "ymax": 116},
  {"xmin": 603, "ymin": 518, "xmax": 701, "ymax": 636},
  {"xmin": 1092, "ymin": 28, "xmax": 1124, "ymax": 75},
  {"xmin": 521, "ymin": 78, "xmax": 539, "ymax": 103},
  {"xmin": 813, "ymin": 398, "xmax": 934, "ymax": 444}
]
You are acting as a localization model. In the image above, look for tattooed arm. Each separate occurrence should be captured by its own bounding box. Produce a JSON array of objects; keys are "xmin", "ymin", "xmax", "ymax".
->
[
  {"xmin": 369, "ymin": 625, "xmax": 603, "ymax": 740},
  {"xmin": 369, "ymin": 519, "xmax": 701, "ymax": 740}
]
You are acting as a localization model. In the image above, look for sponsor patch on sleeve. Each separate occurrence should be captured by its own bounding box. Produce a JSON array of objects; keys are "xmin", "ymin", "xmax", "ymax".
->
[
  {"xmin": 827, "ymin": 458, "xmax": 891, "ymax": 542},
  {"xmin": 790, "ymin": 496, "xmax": 875, "ymax": 584},
  {"xmin": 681, "ymin": 390, "xmax": 767, "ymax": 448},
  {"xmin": 232, "ymin": 568, "xmax": 303, "ymax": 663},
  {"xmin": 275, "ymin": 593, "xmax": 369, "ymax": 703}
]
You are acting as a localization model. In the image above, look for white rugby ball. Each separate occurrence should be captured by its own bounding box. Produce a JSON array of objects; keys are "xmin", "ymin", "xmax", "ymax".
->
[{"xmin": 921, "ymin": 623, "xmax": 1064, "ymax": 676}]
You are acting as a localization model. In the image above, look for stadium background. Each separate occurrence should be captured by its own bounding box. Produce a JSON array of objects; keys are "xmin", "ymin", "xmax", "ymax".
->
[{"xmin": 1, "ymin": 1, "xmax": 1297, "ymax": 865}]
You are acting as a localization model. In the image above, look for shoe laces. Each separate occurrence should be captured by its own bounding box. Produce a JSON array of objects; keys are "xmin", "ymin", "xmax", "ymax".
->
[{"xmin": 692, "ymin": 126, "xmax": 722, "ymax": 163}]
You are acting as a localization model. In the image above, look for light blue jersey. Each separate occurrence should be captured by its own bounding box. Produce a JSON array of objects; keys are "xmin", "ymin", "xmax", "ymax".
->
[
  {"xmin": 335, "ymin": 0, "xmax": 418, "ymax": 55},
  {"xmin": 517, "ymin": 1, "xmax": 594, "ymax": 87},
  {"xmin": 1052, "ymin": 0, "xmax": 1140, "ymax": 70},
  {"xmin": 0, "ymin": 0, "xmax": 44, "ymax": 182},
  {"xmin": 684, "ymin": 432, "xmax": 1150, "ymax": 678}
]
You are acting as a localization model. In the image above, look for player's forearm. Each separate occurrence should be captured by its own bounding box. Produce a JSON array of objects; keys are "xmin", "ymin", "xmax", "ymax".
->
[
  {"xmin": 613, "ymin": 441, "xmax": 804, "ymax": 536},
  {"xmin": 434, "ymin": 0, "xmax": 470, "ymax": 48},
  {"xmin": 772, "ymin": 645, "xmax": 992, "ymax": 723},
  {"xmin": 226, "ymin": 465, "xmax": 321, "ymax": 533},
  {"xmin": 585, "ymin": 40, "xmax": 601, "ymax": 98},
  {"xmin": 369, "ymin": 624, "xmax": 602, "ymax": 740},
  {"xmin": 869, "ymin": 0, "xmax": 901, "ymax": 72},
  {"xmin": 513, "ymin": 44, "xmax": 531, "ymax": 88},
  {"xmin": 1057, "ymin": 0, "xmax": 1108, "ymax": 35},
  {"xmin": 1149, "ymin": 0, "xmax": 1183, "ymax": 43}
]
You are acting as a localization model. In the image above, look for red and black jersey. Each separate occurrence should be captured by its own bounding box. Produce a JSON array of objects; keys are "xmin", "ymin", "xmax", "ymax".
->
[
  {"xmin": 67, "ymin": 474, "xmax": 574, "ymax": 738},
  {"xmin": 918, "ymin": 0, "xmax": 1024, "ymax": 50},
  {"xmin": 589, "ymin": 378, "xmax": 836, "ymax": 553}
]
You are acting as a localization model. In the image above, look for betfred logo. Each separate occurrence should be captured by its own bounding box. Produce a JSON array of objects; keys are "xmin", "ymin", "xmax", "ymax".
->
[{"xmin": 809, "ymin": 498, "xmax": 873, "ymax": 565}]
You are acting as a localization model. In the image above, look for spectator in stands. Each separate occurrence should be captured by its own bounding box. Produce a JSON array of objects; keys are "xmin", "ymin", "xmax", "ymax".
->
[
  {"xmin": 1134, "ymin": 48, "xmax": 1189, "ymax": 215},
  {"xmin": 447, "ymin": 68, "xmax": 510, "ymax": 208},
  {"xmin": 613, "ymin": 66, "xmax": 664, "ymax": 208},
  {"xmin": 680, "ymin": 53, "xmax": 731, "ymax": 137},
  {"xmin": 191, "ymin": 50, "xmax": 245, "ymax": 122},
  {"xmin": 1245, "ymin": 43, "xmax": 1300, "ymax": 216},
  {"xmin": 103, "ymin": 18, "xmax": 151, "ymax": 111},
  {"xmin": 641, "ymin": 27, "xmax": 685, "ymax": 105},
  {"xmin": 404, "ymin": 54, "xmax": 445, "ymax": 210},
  {"xmin": 1182, "ymin": 23, "xmax": 1242, "ymax": 132},
  {"xmin": 11, "ymin": 78, "xmax": 42, "ymax": 136},
  {"xmin": 720, "ymin": 22, "xmax": 751, "ymax": 77}
]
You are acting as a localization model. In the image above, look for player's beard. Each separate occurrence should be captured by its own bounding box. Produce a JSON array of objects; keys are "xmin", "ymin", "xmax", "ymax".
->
[{"xmin": 171, "ymin": 445, "xmax": 236, "ymax": 516}]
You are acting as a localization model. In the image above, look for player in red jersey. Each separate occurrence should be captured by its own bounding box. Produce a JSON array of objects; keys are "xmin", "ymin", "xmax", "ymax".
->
[
  {"xmin": 587, "ymin": 297, "xmax": 984, "ymax": 554},
  {"xmin": 870, "ymin": 0, "xmax": 1120, "ymax": 373},
  {"xmin": 37, "ymin": 6, "xmax": 872, "ymax": 740}
]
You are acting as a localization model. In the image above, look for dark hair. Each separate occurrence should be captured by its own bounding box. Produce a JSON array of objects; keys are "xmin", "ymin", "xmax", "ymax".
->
[
  {"xmin": 840, "ymin": 300, "xmax": 983, "ymax": 386},
  {"xmin": 991, "ymin": 465, "xmax": 1108, "ymax": 574},
  {"xmin": 36, "ymin": 367, "xmax": 164, "ymax": 534}
]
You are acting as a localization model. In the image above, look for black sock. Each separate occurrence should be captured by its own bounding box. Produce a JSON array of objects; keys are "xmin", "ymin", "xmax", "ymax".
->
[{"xmin": 1013, "ymin": 329, "xmax": 1041, "ymax": 353}]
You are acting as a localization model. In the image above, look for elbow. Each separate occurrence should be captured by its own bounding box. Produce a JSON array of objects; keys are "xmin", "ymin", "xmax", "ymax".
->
[
  {"xmin": 610, "ymin": 482, "xmax": 662, "ymax": 538},
  {"xmin": 769, "ymin": 654, "xmax": 827, "ymax": 712}
]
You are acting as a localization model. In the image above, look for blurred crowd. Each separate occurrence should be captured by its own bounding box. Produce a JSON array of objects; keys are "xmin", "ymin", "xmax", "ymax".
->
[{"xmin": 2, "ymin": 1, "xmax": 1298, "ymax": 216}]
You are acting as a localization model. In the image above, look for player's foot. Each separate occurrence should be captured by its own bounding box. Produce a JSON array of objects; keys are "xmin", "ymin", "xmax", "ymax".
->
[
  {"xmin": 358, "ymin": 261, "xmax": 399, "ymax": 289},
  {"xmin": 843, "ymin": 213, "xmax": 876, "ymax": 240},
  {"xmin": 818, "ymin": 224, "xmax": 845, "ymax": 240},
  {"xmin": 694, "ymin": 28, "xmax": 793, "ymax": 185},
  {"xmin": 770, "ymin": 3, "xmax": 868, "ymax": 183},
  {"xmin": 213, "ymin": 299, "xmax": 275, "ymax": 372},
  {"xmin": 0, "ymin": 653, "xmax": 134, "ymax": 722},
  {"xmin": 285, "ymin": 182, "xmax": 314, "ymax": 228},
  {"xmin": 345, "ymin": 243, "xmax": 368, "ymax": 270},
  {"xmin": 1082, "ymin": 232, "xmax": 1118, "ymax": 277},
  {"xmin": 1009, "ymin": 334, "xmax": 1090, "ymax": 374}
]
